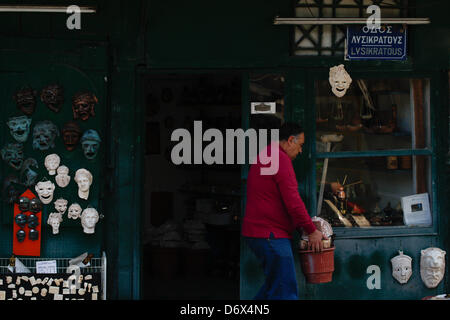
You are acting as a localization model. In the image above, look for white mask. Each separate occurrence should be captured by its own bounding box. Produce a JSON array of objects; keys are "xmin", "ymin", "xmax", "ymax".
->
[
  {"xmin": 329, "ymin": 64, "xmax": 352, "ymax": 98},
  {"xmin": 55, "ymin": 165, "xmax": 71, "ymax": 188},
  {"xmin": 68, "ymin": 203, "xmax": 82, "ymax": 220},
  {"xmin": 74, "ymin": 168, "xmax": 93, "ymax": 200},
  {"xmin": 420, "ymin": 247, "xmax": 446, "ymax": 288},
  {"xmin": 54, "ymin": 198, "xmax": 68, "ymax": 215},
  {"xmin": 391, "ymin": 251, "xmax": 412, "ymax": 284},
  {"xmin": 35, "ymin": 180, "xmax": 56, "ymax": 204},
  {"xmin": 80, "ymin": 207, "xmax": 99, "ymax": 234},
  {"xmin": 47, "ymin": 212, "xmax": 63, "ymax": 235},
  {"xmin": 44, "ymin": 154, "xmax": 60, "ymax": 176}
]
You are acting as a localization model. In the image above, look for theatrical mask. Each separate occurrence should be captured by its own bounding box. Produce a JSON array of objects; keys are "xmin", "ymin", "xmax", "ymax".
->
[
  {"xmin": 420, "ymin": 247, "xmax": 446, "ymax": 288},
  {"xmin": 329, "ymin": 64, "xmax": 352, "ymax": 98},
  {"xmin": 80, "ymin": 207, "xmax": 100, "ymax": 234},
  {"xmin": 7, "ymin": 116, "xmax": 32, "ymax": 143},
  {"xmin": 13, "ymin": 86, "xmax": 37, "ymax": 116},
  {"xmin": 41, "ymin": 84, "xmax": 64, "ymax": 113},
  {"xmin": 61, "ymin": 121, "xmax": 82, "ymax": 151},
  {"xmin": 16, "ymin": 229, "xmax": 26, "ymax": 243},
  {"xmin": 3, "ymin": 175, "xmax": 20, "ymax": 205},
  {"xmin": 68, "ymin": 203, "xmax": 82, "ymax": 220},
  {"xmin": 28, "ymin": 213, "xmax": 39, "ymax": 228},
  {"xmin": 47, "ymin": 212, "xmax": 63, "ymax": 235},
  {"xmin": 54, "ymin": 198, "xmax": 68, "ymax": 215},
  {"xmin": 20, "ymin": 158, "xmax": 39, "ymax": 187},
  {"xmin": 35, "ymin": 180, "xmax": 56, "ymax": 204},
  {"xmin": 74, "ymin": 168, "xmax": 93, "ymax": 200},
  {"xmin": 44, "ymin": 154, "xmax": 61, "ymax": 175},
  {"xmin": 18, "ymin": 196, "xmax": 30, "ymax": 212},
  {"xmin": 81, "ymin": 129, "xmax": 101, "ymax": 160},
  {"xmin": 1, "ymin": 143, "xmax": 24, "ymax": 170},
  {"xmin": 29, "ymin": 197, "xmax": 43, "ymax": 213},
  {"xmin": 55, "ymin": 165, "xmax": 71, "ymax": 188},
  {"xmin": 32, "ymin": 120, "xmax": 59, "ymax": 151},
  {"xmin": 72, "ymin": 92, "xmax": 98, "ymax": 121},
  {"xmin": 15, "ymin": 213, "xmax": 28, "ymax": 228},
  {"xmin": 391, "ymin": 251, "xmax": 413, "ymax": 284}
]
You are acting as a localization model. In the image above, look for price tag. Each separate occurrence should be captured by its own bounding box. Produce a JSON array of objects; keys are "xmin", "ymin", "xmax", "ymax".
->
[{"xmin": 36, "ymin": 260, "xmax": 57, "ymax": 274}]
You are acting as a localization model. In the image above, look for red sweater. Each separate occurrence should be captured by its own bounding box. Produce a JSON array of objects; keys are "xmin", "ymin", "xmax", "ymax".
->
[{"xmin": 242, "ymin": 144, "xmax": 316, "ymax": 238}]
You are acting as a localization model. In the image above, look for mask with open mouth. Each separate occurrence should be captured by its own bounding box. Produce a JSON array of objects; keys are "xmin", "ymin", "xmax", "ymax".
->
[
  {"xmin": 13, "ymin": 86, "xmax": 37, "ymax": 116},
  {"xmin": 72, "ymin": 92, "xmax": 98, "ymax": 121},
  {"xmin": 81, "ymin": 129, "xmax": 101, "ymax": 160},
  {"xmin": 7, "ymin": 116, "xmax": 32, "ymax": 143},
  {"xmin": 35, "ymin": 180, "xmax": 56, "ymax": 204},
  {"xmin": 329, "ymin": 64, "xmax": 352, "ymax": 98},
  {"xmin": 32, "ymin": 120, "xmax": 59, "ymax": 151},
  {"xmin": 1, "ymin": 143, "xmax": 24, "ymax": 170},
  {"xmin": 41, "ymin": 84, "xmax": 64, "ymax": 113}
]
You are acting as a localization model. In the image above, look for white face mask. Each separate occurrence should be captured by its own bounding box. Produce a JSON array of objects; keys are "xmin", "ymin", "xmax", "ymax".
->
[
  {"xmin": 44, "ymin": 154, "xmax": 61, "ymax": 175},
  {"xmin": 68, "ymin": 203, "xmax": 82, "ymax": 220},
  {"xmin": 54, "ymin": 198, "xmax": 68, "ymax": 215},
  {"xmin": 75, "ymin": 169, "xmax": 93, "ymax": 200},
  {"xmin": 329, "ymin": 65, "xmax": 352, "ymax": 98},
  {"xmin": 420, "ymin": 247, "xmax": 446, "ymax": 288},
  {"xmin": 391, "ymin": 251, "xmax": 412, "ymax": 284},
  {"xmin": 55, "ymin": 165, "xmax": 71, "ymax": 188},
  {"xmin": 35, "ymin": 181, "xmax": 56, "ymax": 204},
  {"xmin": 81, "ymin": 208, "xmax": 99, "ymax": 234},
  {"xmin": 47, "ymin": 212, "xmax": 63, "ymax": 235}
]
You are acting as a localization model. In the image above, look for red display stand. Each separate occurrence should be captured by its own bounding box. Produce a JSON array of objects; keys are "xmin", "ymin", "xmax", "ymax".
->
[{"xmin": 12, "ymin": 189, "xmax": 42, "ymax": 257}]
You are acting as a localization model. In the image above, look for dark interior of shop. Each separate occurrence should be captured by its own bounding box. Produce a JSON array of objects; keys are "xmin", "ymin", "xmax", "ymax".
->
[{"xmin": 141, "ymin": 73, "xmax": 241, "ymax": 299}]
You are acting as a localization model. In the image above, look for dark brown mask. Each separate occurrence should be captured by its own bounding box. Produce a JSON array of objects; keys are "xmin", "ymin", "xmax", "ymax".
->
[
  {"xmin": 62, "ymin": 121, "xmax": 82, "ymax": 151},
  {"xmin": 72, "ymin": 92, "xmax": 98, "ymax": 121},
  {"xmin": 41, "ymin": 84, "xmax": 64, "ymax": 113},
  {"xmin": 13, "ymin": 87, "xmax": 37, "ymax": 116}
]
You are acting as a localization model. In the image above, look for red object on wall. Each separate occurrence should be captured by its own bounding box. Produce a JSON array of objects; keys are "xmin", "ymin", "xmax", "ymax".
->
[{"xmin": 12, "ymin": 189, "xmax": 42, "ymax": 257}]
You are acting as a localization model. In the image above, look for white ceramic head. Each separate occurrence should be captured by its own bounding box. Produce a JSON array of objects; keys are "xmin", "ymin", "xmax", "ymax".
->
[
  {"xmin": 54, "ymin": 198, "xmax": 68, "ymax": 215},
  {"xmin": 420, "ymin": 247, "xmax": 446, "ymax": 288},
  {"xmin": 329, "ymin": 64, "xmax": 352, "ymax": 98},
  {"xmin": 74, "ymin": 169, "xmax": 93, "ymax": 200},
  {"xmin": 391, "ymin": 251, "xmax": 412, "ymax": 284},
  {"xmin": 68, "ymin": 203, "xmax": 82, "ymax": 220},
  {"xmin": 80, "ymin": 207, "xmax": 99, "ymax": 234},
  {"xmin": 55, "ymin": 165, "xmax": 71, "ymax": 188},
  {"xmin": 47, "ymin": 212, "xmax": 63, "ymax": 235},
  {"xmin": 44, "ymin": 154, "xmax": 60, "ymax": 175},
  {"xmin": 35, "ymin": 180, "xmax": 56, "ymax": 204}
]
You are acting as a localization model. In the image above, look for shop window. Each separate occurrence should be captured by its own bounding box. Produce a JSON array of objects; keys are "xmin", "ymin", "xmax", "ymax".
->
[
  {"xmin": 293, "ymin": 0, "xmax": 408, "ymax": 56},
  {"xmin": 314, "ymin": 77, "xmax": 433, "ymax": 229}
]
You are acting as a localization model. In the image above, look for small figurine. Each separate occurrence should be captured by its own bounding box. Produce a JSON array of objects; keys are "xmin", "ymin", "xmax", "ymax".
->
[
  {"xmin": 55, "ymin": 165, "xmax": 71, "ymax": 188},
  {"xmin": 44, "ymin": 154, "xmax": 61, "ymax": 176},
  {"xmin": 32, "ymin": 120, "xmax": 59, "ymax": 151},
  {"xmin": 13, "ymin": 86, "xmax": 37, "ymax": 116},
  {"xmin": 35, "ymin": 180, "xmax": 56, "ymax": 204},
  {"xmin": 1, "ymin": 143, "xmax": 24, "ymax": 170},
  {"xmin": 420, "ymin": 247, "xmax": 446, "ymax": 288},
  {"xmin": 68, "ymin": 203, "xmax": 82, "ymax": 220},
  {"xmin": 81, "ymin": 130, "xmax": 101, "ymax": 160},
  {"xmin": 7, "ymin": 116, "xmax": 32, "ymax": 143},
  {"xmin": 329, "ymin": 65, "xmax": 352, "ymax": 98},
  {"xmin": 61, "ymin": 121, "xmax": 82, "ymax": 151},
  {"xmin": 80, "ymin": 207, "xmax": 100, "ymax": 234},
  {"xmin": 74, "ymin": 169, "xmax": 93, "ymax": 200},
  {"xmin": 391, "ymin": 250, "xmax": 413, "ymax": 284},
  {"xmin": 72, "ymin": 92, "xmax": 98, "ymax": 121},
  {"xmin": 40, "ymin": 84, "xmax": 64, "ymax": 113},
  {"xmin": 47, "ymin": 212, "xmax": 63, "ymax": 235}
]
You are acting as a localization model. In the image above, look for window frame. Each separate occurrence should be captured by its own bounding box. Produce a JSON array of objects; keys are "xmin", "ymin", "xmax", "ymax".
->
[{"xmin": 308, "ymin": 69, "xmax": 440, "ymax": 239}]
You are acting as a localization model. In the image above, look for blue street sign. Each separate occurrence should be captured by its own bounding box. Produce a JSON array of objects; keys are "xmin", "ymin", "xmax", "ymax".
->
[{"xmin": 345, "ymin": 25, "xmax": 407, "ymax": 60}]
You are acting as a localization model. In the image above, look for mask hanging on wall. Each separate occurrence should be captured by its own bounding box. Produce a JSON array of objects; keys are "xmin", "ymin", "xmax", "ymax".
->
[
  {"xmin": 35, "ymin": 180, "xmax": 56, "ymax": 204},
  {"xmin": 55, "ymin": 165, "xmax": 71, "ymax": 188},
  {"xmin": 3, "ymin": 175, "xmax": 20, "ymax": 205},
  {"xmin": 44, "ymin": 154, "xmax": 61, "ymax": 176},
  {"xmin": 47, "ymin": 212, "xmax": 63, "ymax": 235},
  {"xmin": 1, "ymin": 143, "xmax": 24, "ymax": 170},
  {"xmin": 80, "ymin": 207, "xmax": 100, "ymax": 234},
  {"xmin": 13, "ymin": 86, "xmax": 37, "ymax": 116},
  {"xmin": 329, "ymin": 64, "xmax": 352, "ymax": 98},
  {"xmin": 41, "ymin": 84, "xmax": 64, "ymax": 113},
  {"xmin": 29, "ymin": 197, "xmax": 43, "ymax": 214},
  {"xmin": 32, "ymin": 120, "xmax": 59, "ymax": 151},
  {"xmin": 7, "ymin": 116, "xmax": 32, "ymax": 143},
  {"xmin": 54, "ymin": 198, "xmax": 68, "ymax": 215},
  {"xmin": 420, "ymin": 247, "xmax": 446, "ymax": 288},
  {"xmin": 74, "ymin": 169, "xmax": 93, "ymax": 200},
  {"xmin": 72, "ymin": 92, "xmax": 98, "ymax": 121},
  {"xmin": 61, "ymin": 121, "xmax": 82, "ymax": 151},
  {"xmin": 81, "ymin": 129, "xmax": 101, "ymax": 160},
  {"xmin": 391, "ymin": 250, "xmax": 413, "ymax": 284},
  {"xmin": 20, "ymin": 158, "xmax": 39, "ymax": 187},
  {"xmin": 68, "ymin": 203, "xmax": 82, "ymax": 220}
]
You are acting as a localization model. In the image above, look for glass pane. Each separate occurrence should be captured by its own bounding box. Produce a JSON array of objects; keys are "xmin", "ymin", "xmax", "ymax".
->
[
  {"xmin": 316, "ymin": 156, "xmax": 431, "ymax": 228},
  {"xmin": 315, "ymin": 78, "xmax": 430, "ymax": 152}
]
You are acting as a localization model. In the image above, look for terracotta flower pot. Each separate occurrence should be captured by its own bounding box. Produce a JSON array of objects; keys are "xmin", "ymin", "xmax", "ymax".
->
[{"xmin": 298, "ymin": 247, "xmax": 335, "ymax": 284}]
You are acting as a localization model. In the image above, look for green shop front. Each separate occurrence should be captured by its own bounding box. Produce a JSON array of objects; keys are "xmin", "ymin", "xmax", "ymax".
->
[{"xmin": 0, "ymin": 0, "xmax": 448, "ymax": 300}]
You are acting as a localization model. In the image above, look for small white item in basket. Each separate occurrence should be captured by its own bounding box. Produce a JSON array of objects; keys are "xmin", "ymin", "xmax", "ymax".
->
[{"xmin": 0, "ymin": 291, "xmax": 5, "ymax": 300}]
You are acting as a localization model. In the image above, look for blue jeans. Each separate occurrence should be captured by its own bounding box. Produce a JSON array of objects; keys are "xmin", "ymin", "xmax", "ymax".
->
[{"xmin": 245, "ymin": 233, "xmax": 298, "ymax": 300}]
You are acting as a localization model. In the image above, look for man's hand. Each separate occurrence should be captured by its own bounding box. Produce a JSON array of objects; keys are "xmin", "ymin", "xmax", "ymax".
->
[{"xmin": 307, "ymin": 229, "xmax": 328, "ymax": 252}]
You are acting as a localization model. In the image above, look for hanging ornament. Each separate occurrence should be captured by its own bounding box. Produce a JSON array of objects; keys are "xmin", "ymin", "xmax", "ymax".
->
[
  {"xmin": 13, "ymin": 86, "xmax": 37, "ymax": 116},
  {"xmin": 54, "ymin": 198, "xmax": 68, "ymax": 215},
  {"xmin": 1, "ymin": 143, "xmax": 24, "ymax": 170},
  {"xmin": 68, "ymin": 203, "xmax": 82, "ymax": 220},
  {"xmin": 47, "ymin": 212, "xmax": 63, "ymax": 235},
  {"xmin": 44, "ymin": 154, "xmax": 61, "ymax": 176},
  {"xmin": 62, "ymin": 121, "xmax": 82, "ymax": 151},
  {"xmin": 7, "ymin": 116, "xmax": 32, "ymax": 143},
  {"xmin": 72, "ymin": 92, "xmax": 97, "ymax": 121},
  {"xmin": 329, "ymin": 65, "xmax": 352, "ymax": 98}
]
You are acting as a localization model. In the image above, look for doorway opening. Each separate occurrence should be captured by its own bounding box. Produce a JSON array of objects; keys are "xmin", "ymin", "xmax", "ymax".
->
[{"xmin": 141, "ymin": 73, "xmax": 241, "ymax": 299}]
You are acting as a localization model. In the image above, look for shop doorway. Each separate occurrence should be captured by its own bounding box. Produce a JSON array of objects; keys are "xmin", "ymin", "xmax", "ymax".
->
[{"xmin": 140, "ymin": 73, "xmax": 241, "ymax": 299}]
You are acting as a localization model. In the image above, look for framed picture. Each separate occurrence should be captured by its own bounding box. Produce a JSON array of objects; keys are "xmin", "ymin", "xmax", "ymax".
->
[{"xmin": 401, "ymin": 193, "xmax": 432, "ymax": 226}]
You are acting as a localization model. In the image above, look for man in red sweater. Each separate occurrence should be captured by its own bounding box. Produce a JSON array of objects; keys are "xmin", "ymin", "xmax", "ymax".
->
[{"xmin": 242, "ymin": 122, "xmax": 326, "ymax": 300}]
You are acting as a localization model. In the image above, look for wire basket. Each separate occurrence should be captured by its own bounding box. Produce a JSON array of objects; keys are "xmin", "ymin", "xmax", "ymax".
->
[{"xmin": 0, "ymin": 251, "xmax": 107, "ymax": 300}]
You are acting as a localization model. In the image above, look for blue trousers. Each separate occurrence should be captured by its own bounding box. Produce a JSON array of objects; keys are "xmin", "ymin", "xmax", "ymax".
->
[{"xmin": 245, "ymin": 234, "xmax": 298, "ymax": 300}]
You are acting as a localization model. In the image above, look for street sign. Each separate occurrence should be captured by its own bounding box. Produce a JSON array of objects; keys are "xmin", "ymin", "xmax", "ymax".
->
[{"xmin": 345, "ymin": 25, "xmax": 407, "ymax": 61}]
